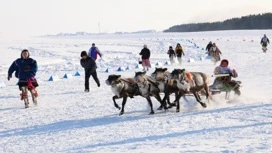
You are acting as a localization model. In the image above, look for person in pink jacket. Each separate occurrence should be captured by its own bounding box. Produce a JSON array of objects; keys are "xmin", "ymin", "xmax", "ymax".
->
[{"xmin": 210, "ymin": 59, "xmax": 238, "ymax": 90}]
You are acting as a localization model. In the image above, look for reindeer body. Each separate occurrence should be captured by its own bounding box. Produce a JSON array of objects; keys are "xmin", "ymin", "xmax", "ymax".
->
[
  {"xmin": 170, "ymin": 69, "xmax": 210, "ymax": 112},
  {"xmin": 134, "ymin": 71, "xmax": 168, "ymax": 112}
]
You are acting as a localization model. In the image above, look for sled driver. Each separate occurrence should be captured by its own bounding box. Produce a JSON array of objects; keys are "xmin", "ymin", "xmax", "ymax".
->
[{"xmin": 210, "ymin": 59, "xmax": 238, "ymax": 90}]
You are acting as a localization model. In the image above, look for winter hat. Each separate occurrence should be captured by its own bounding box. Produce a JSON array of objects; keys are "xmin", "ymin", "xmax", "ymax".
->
[
  {"xmin": 81, "ymin": 51, "xmax": 87, "ymax": 57},
  {"xmin": 21, "ymin": 49, "xmax": 30, "ymax": 58},
  {"xmin": 92, "ymin": 43, "xmax": 95, "ymax": 46},
  {"xmin": 220, "ymin": 59, "xmax": 229, "ymax": 66},
  {"xmin": 143, "ymin": 44, "xmax": 147, "ymax": 48}
]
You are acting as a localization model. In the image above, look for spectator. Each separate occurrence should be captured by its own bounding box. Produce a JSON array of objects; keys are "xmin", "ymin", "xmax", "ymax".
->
[
  {"xmin": 88, "ymin": 43, "xmax": 102, "ymax": 61},
  {"xmin": 175, "ymin": 43, "xmax": 185, "ymax": 65},
  {"xmin": 139, "ymin": 44, "xmax": 151, "ymax": 71},
  {"xmin": 167, "ymin": 46, "xmax": 176, "ymax": 64},
  {"xmin": 80, "ymin": 51, "xmax": 100, "ymax": 92}
]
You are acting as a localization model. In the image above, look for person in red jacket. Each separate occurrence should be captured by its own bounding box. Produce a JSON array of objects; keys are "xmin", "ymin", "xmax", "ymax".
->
[{"xmin": 210, "ymin": 59, "xmax": 238, "ymax": 90}]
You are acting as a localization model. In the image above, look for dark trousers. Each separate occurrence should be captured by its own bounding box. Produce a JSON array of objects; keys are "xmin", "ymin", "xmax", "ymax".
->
[{"xmin": 85, "ymin": 70, "xmax": 100, "ymax": 90}]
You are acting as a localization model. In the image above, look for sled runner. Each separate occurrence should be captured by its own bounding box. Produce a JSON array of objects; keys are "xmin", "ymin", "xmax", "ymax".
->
[{"xmin": 210, "ymin": 74, "xmax": 242, "ymax": 100}]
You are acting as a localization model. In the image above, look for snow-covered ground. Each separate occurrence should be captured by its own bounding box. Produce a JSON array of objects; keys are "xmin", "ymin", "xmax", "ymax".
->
[{"xmin": 0, "ymin": 30, "xmax": 272, "ymax": 153}]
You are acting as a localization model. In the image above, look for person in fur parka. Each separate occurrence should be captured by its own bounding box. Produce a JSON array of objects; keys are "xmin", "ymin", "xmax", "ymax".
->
[
  {"xmin": 209, "ymin": 43, "xmax": 222, "ymax": 65},
  {"xmin": 175, "ymin": 43, "xmax": 185, "ymax": 65}
]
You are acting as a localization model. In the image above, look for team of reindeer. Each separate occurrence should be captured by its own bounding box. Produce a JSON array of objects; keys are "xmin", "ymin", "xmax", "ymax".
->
[{"xmin": 105, "ymin": 67, "xmax": 210, "ymax": 115}]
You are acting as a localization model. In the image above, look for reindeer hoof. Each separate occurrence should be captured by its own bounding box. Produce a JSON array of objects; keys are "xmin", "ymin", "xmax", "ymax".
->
[
  {"xmin": 115, "ymin": 105, "xmax": 121, "ymax": 110},
  {"xmin": 169, "ymin": 102, "xmax": 176, "ymax": 107},
  {"xmin": 157, "ymin": 106, "xmax": 163, "ymax": 110},
  {"xmin": 176, "ymin": 109, "xmax": 180, "ymax": 113},
  {"xmin": 119, "ymin": 111, "xmax": 124, "ymax": 116},
  {"xmin": 201, "ymin": 103, "xmax": 207, "ymax": 108},
  {"xmin": 149, "ymin": 111, "xmax": 154, "ymax": 115}
]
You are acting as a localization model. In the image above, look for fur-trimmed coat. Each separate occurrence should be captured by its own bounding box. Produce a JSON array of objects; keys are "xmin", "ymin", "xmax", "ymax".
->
[
  {"xmin": 175, "ymin": 46, "xmax": 185, "ymax": 57},
  {"xmin": 214, "ymin": 66, "xmax": 238, "ymax": 82},
  {"xmin": 209, "ymin": 46, "xmax": 222, "ymax": 62}
]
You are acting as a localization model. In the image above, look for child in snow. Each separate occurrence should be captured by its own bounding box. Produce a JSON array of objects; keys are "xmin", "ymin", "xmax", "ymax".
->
[{"xmin": 8, "ymin": 49, "xmax": 39, "ymax": 108}]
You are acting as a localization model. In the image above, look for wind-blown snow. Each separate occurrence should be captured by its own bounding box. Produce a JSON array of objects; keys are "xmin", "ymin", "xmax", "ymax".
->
[{"xmin": 0, "ymin": 30, "xmax": 271, "ymax": 153}]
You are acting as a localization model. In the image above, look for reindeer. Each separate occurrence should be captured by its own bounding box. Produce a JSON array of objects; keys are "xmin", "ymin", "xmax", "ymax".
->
[
  {"xmin": 151, "ymin": 67, "xmax": 179, "ymax": 108},
  {"xmin": 170, "ymin": 69, "xmax": 210, "ymax": 112},
  {"xmin": 105, "ymin": 75, "xmax": 142, "ymax": 115},
  {"xmin": 134, "ymin": 71, "xmax": 168, "ymax": 113}
]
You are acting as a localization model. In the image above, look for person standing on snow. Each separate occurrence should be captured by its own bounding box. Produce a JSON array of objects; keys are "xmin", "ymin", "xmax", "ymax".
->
[
  {"xmin": 80, "ymin": 51, "xmax": 100, "ymax": 92},
  {"xmin": 139, "ymin": 44, "xmax": 151, "ymax": 71},
  {"xmin": 167, "ymin": 46, "xmax": 176, "ymax": 64},
  {"xmin": 88, "ymin": 43, "xmax": 102, "ymax": 61},
  {"xmin": 7, "ymin": 49, "xmax": 39, "ymax": 108},
  {"xmin": 175, "ymin": 43, "xmax": 185, "ymax": 65},
  {"xmin": 260, "ymin": 34, "xmax": 270, "ymax": 53},
  {"xmin": 206, "ymin": 41, "xmax": 213, "ymax": 56},
  {"xmin": 209, "ymin": 43, "xmax": 222, "ymax": 65}
]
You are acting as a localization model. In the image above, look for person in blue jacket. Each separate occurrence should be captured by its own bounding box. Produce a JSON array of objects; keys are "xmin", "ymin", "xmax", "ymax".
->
[
  {"xmin": 8, "ymin": 49, "xmax": 39, "ymax": 108},
  {"xmin": 88, "ymin": 43, "xmax": 102, "ymax": 61},
  {"xmin": 8, "ymin": 49, "xmax": 38, "ymax": 88}
]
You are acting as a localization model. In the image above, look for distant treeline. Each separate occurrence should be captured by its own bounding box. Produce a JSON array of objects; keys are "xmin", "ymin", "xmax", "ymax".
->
[{"xmin": 164, "ymin": 13, "xmax": 272, "ymax": 32}]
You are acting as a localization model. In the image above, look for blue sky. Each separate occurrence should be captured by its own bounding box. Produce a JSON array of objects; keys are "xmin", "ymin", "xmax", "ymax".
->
[{"xmin": 0, "ymin": 0, "xmax": 271, "ymax": 36}]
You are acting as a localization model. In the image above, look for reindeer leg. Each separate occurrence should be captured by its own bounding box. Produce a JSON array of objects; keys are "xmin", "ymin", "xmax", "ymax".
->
[
  {"xmin": 170, "ymin": 91, "xmax": 179, "ymax": 107},
  {"xmin": 167, "ymin": 95, "xmax": 172, "ymax": 107},
  {"xmin": 193, "ymin": 92, "xmax": 207, "ymax": 108},
  {"xmin": 175, "ymin": 92, "xmax": 184, "ymax": 112},
  {"xmin": 204, "ymin": 85, "xmax": 211, "ymax": 105},
  {"xmin": 119, "ymin": 96, "xmax": 128, "ymax": 116},
  {"xmin": 154, "ymin": 92, "xmax": 167, "ymax": 111},
  {"xmin": 112, "ymin": 95, "xmax": 121, "ymax": 110},
  {"xmin": 145, "ymin": 96, "xmax": 154, "ymax": 115}
]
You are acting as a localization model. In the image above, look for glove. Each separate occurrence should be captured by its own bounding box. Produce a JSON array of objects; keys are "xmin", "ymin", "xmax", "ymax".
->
[
  {"xmin": 7, "ymin": 76, "xmax": 11, "ymax": 81},
  {"xmin": 23, "ymin": 66, "xmax": 30, "ymax": 72}
]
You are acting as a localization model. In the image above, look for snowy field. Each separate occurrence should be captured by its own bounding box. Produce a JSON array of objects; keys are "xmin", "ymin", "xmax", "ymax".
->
[{"xmin": 0, "ymin": 30, "xmax": 272, "ymax": 153}]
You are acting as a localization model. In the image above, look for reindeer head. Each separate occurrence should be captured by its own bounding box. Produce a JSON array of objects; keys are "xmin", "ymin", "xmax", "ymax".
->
[
  {"xmin": 105, "ymin": 75, "xmax": 121, "ymax": 86},
  {"xmin": 171, "ymin": 69, "xmax": 186, "ymax": 84},
  {"xmin": 151, "ymin": 67, "xmax": 169, "ymax": 82},
  {"xmin": 134, "ymin": 71, "xmax": 147, "ymax": 84}
]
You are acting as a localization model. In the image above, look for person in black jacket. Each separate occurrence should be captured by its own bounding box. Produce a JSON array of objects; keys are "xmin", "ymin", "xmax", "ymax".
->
[
  {"xmin": 260, "ymin": 34, "xmax": 270, "ymax": 53},
  {"xmin": 80, "ymin": 51, "xmax": 100, "ymax": 92},
  {"xmin": 167, "ymin": 46, "xmax": 176, "ymax": 64},
  {"xmin": 206, "ymin": 41, "xmax": 213, "ymax": 56},
  {"xmin": 139, "ymin": 44, "xmax": 151, "ymax": 71}
]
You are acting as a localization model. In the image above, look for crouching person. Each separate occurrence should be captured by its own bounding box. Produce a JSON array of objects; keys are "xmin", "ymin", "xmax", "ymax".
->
[
  {"xmin": 80, "ymin": 51, "xmax": 100, "ymax": 92},
  {"xmin": 8, "ymin": 49, "xmax": 39, "ymax": 108}
]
